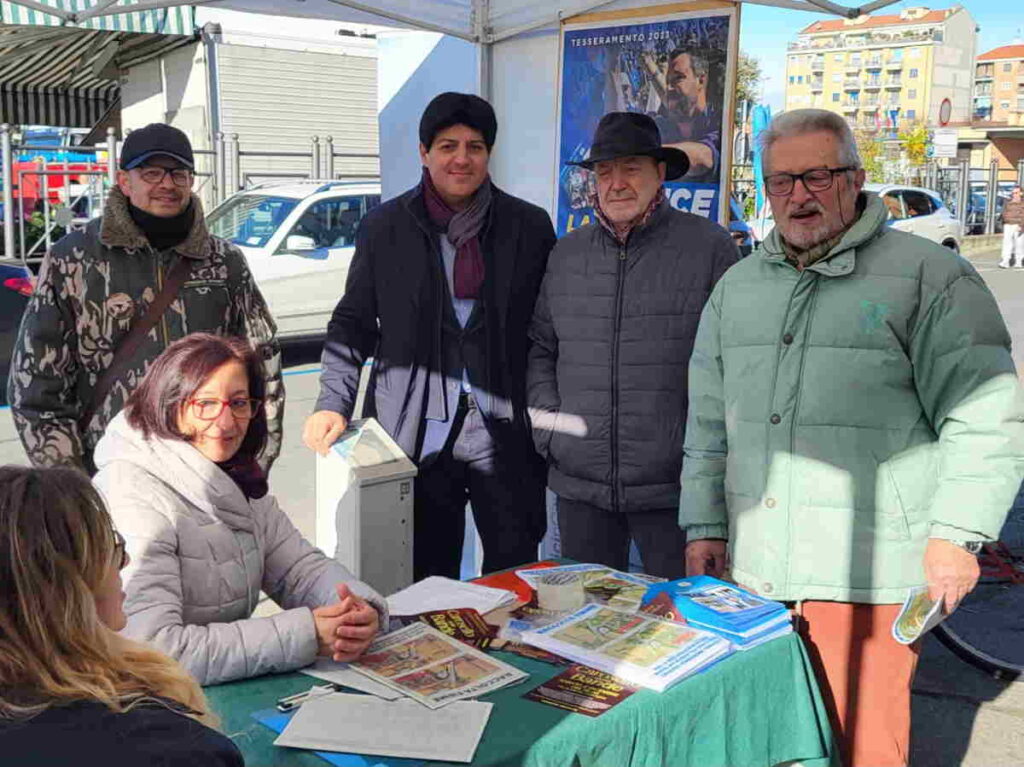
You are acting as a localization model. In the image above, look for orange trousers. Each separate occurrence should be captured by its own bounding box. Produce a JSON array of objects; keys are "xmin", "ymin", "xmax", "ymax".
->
[{"xmin": 797, "ymin": 601, "xmax": 920, "ymax": 767}]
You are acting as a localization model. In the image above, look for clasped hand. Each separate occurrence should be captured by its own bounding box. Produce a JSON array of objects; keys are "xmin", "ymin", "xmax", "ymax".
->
[{"xmin": 312, "ymin": 583, "xmax": 379, "ymax": 662}]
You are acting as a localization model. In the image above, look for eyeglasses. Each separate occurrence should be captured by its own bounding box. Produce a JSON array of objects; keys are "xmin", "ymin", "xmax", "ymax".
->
[
  {"xmin": 136, "ymin": 166, "xmax": 193, "ymax": 187},
  {"xmin": 112, "ymin": 529, "xmax": 129, "ymax": 570},
  {"xmin": 187, "ymin": 397, "xmax": 262, "ymax": 421},
  {"xmin": 764, "ymin": 166, "xmax": 857, "ymax": 197}
]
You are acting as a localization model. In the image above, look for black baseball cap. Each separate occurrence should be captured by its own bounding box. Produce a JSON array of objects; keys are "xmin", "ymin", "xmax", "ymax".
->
[{"xmin": 120, "ymin": 123, "xmax": 195, "ymax": 170}]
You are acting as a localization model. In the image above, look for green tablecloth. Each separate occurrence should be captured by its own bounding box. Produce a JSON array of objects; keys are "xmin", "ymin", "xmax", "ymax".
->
[{"xmin": 206, "ymin": 633, "xmax": 836, "ymax": 767}]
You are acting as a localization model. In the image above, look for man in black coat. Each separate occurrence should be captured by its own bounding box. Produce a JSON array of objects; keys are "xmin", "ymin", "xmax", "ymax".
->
[
  {"xmin": 527, "ymin": 112, "xmax": 738, "ymax": 578},
  {"xmin": 304, "ymin": 93, "xmax": 556, "ymax": 579}
]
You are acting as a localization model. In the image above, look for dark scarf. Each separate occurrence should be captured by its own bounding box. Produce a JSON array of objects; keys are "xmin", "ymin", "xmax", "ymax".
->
[
  {"xmin": 129, "ymin": 200, "xmax": 194, "ymax": 251},
  {"xmin": 592, "ymin": 186, "xmax": 666, "ymax": 244},
  {"xmin": 218, "ymin": 454, "xmax": 268, "ymax": 500},
  {"xmin": 421, "ymin": 167, "xmax": 492, "ymax": 299}
]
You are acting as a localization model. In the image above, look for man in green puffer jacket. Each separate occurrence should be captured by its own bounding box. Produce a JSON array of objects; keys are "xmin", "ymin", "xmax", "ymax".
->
[{"xmin": 680, "ymin": 109, "xmax": 1023, "ymax": 767}]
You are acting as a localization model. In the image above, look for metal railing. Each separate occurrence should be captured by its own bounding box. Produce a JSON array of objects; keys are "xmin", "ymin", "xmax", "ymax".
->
[{"xmin": 2, "ymin": 125, "xmax": 380, "ymax": 263}]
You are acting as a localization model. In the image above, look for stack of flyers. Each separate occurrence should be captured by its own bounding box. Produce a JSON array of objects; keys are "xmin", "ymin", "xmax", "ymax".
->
[
  {"xmin": 524, "ymin": 664, "xmax": 638, "ymax": 717},
  {"xmin": 350, "ymin": 623, "xmax": 528, "ymax": 709},
  {"xmin": 520, "ymin": 603, "xmax": 733, "ymax": 692},
  {"xmin": 640, "ymin": 576, "xmax": 792, "ymax": 650},
  {"xmin": 515, "ymin": 563, "xmax": 665, "ymax": 612},
  {"xmin": 891, "ymin": 586, "xmax": 945, "ymax": 645}
]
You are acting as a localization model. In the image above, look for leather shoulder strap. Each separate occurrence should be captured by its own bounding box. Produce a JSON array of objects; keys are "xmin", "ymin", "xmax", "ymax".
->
[{"xmin": 81, "ymin": 256, "xmax": 193, "ymax": 430}]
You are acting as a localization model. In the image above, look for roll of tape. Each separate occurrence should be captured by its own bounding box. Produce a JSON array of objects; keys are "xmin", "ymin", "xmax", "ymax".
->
[{"xmin": 536, "ymin": 571, "xmax": 586, "ymax": 612}]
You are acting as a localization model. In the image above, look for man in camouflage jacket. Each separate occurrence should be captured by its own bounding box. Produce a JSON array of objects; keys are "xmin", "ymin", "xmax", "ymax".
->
[{"xmin": 8, "ymin": 123, "xmax": 282, "ymax": 473}]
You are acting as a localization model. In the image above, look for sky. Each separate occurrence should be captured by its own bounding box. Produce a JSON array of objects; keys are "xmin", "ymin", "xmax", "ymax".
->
[{"xmin": 739, "ymin": 0, "xmax": 1024, "ymax": 112}]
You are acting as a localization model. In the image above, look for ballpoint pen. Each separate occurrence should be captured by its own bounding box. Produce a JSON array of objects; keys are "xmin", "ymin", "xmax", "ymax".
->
[{"xmin": 276, "ymin": 683, "xmax": 343, "ymax": 712}]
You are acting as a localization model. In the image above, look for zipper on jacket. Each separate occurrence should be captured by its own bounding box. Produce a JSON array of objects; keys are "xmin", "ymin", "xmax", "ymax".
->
[{"xmin": 611, "ymin": 243, "xmax": 627, "ymax": 512}]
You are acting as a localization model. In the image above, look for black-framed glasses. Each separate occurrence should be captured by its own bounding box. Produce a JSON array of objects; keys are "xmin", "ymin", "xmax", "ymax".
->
[
  {"xmin": 113, "ymin": 529, "xmax": 129, "ymax": 570},
  {"xmin": 764, "ymin": 166, "xmax": 857, "ymax": 197},
  {"xmin": 136, "ymin": 166, "xmax": 193, "ymax": 187},
  {"xmin": 187, "ymin": 397, "xmax": 262, "ymax": 421}
]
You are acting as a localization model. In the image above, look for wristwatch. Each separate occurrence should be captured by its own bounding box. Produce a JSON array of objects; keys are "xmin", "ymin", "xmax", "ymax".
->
[{"xmin": 946, "ymin": 539, "xmax": 985, "ymax": 555}]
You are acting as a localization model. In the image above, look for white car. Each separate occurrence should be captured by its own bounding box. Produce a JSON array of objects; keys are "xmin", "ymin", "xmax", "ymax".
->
[
  {"xmin": 866, "ymin": 183, "xmax": 963, "ymax": 253},
  {"xmin": 207, "ymin": 180, "xmax": 381, "ymax": 340},
  {"xmin": 747, "ymin": 183, "xmax": 963, "ymax": 253}
]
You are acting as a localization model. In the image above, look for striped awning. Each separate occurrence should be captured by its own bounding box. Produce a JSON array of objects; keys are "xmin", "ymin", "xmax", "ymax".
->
[
  {"xmin": 0, "ymin": 0, "xmax": 192, "ymax": 34},
  {"xmin": 0, "ymin": 22, "xmax": 196, "ymax": 127}
]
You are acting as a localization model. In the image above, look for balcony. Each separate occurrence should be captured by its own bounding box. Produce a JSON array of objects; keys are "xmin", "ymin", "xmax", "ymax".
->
[
  {"xmin": 844, "ymin": 79, "xmax": 862, "ymax": 90},
  {"xmin": 885, "ymin": 80, "xmax": 903, "ymax": 89},
  {"xmin": 865, "ymin": 58, "xmax": 883, "ymax": 69},
  {"xmin": 842, "ymin": 101, "xmax": 860, "ymax": 112},
  {"xmin": 862, "ymin": 102, "xmax": 880, "ymax": 111},
  {"xmin": 811, "ymin": 58, "xmax": 825, "ymax": 72},
  {"xmin": 786, "ymin": 28, "xmax": 942, "ymax": 51},
  {"xmin": 810, "ymin": 79, "xmax": 824, "ymax": 91},
  {"xmin": 886, "ymin": 60, "xmax": 904, "ymax": 70},
  {"xmin": 845, "ymin": 62, "xmax": 862, "ymax": 73},
  {"xmin": 863, "ymin": 79, "xmax": 882, "ymax": 90}
]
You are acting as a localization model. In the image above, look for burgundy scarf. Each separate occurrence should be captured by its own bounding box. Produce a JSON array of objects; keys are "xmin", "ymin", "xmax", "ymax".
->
[
  {"xmin": 591, "ymin": 186, "xmax": 666, "ymax": 244},
  {"xmin": 421, "ymin": 167, "xmax": 491, "ymax": 299},
  {"xmin": 218, "ymin": 455, "xmax": 268, "ymax": 500}
]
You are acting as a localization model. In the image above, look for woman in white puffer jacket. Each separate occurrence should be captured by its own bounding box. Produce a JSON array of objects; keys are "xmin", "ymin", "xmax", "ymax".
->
[{"xmin": 94, "ymin": 333, "xmax": 387, "ymax": 686}]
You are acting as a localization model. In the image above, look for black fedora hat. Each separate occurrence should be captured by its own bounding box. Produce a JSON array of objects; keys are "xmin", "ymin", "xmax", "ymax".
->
[{"xmin": 569, "ymin": 112, "xmax": 689, "ymax": 180}]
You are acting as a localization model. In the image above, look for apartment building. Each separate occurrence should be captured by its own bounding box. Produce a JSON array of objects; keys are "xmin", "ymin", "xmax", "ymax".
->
[
  {"xmin": 973, "ymin": 45, "xmax": 1024, "ymax": 123},
  {"xmin": 784, "ymin": 6, "xmax": 976, "ymax": 132}
]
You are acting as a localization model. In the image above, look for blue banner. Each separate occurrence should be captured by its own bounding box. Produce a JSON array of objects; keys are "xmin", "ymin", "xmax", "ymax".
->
[{"xmin": 556, "ymin": 12, "xmax": 733, "ymax": 236}]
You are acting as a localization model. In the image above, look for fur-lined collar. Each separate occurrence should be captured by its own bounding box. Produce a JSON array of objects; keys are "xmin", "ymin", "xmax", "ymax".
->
[{"xmin": 100, "ymin": 187, "xmax": 212, "ymax": 259}]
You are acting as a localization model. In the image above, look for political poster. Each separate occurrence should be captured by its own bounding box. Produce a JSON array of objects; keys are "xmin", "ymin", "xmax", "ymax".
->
[{"xmin": 555, "ymin": 4, "xmax": 739, "ymax": 235}]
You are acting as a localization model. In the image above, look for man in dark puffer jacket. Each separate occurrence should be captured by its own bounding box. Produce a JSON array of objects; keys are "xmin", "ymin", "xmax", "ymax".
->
[{"xmin": 527, "ymin": 112, "xmax": 737, "ymax": 577}]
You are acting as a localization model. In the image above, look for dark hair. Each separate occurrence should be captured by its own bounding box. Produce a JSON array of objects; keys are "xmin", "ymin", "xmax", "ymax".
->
[
  {"xmin": 125, "ymin": 333, "xmax": 267, "ymax": 464},
  {"xmin": 668, "ymin": 47, "xmax": 709, "ymax": 80},
  {"xmin": 419, "ymin": 92, "xmax": 498, "ymax": 151}
]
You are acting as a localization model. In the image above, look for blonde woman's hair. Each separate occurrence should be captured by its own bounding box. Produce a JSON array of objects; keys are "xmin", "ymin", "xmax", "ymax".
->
[{"xmin": 0, "ymin": 465, "xmax": 216, "ymax": 728}]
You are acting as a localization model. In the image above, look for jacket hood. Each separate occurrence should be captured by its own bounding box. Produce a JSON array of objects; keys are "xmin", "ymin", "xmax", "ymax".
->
[
  {"xmin": 94, "ymin": 411, "xmax": 255, "ymax": 531},
  {"xmin": 761, "ymin": 191, "xmax": 889, "ymax": 277},
  {"xmin": 100, "ymin": 187, "xmax": 212, "ymax": 260}
]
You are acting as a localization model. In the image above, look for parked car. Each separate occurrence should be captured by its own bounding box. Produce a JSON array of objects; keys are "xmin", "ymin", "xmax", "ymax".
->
[
  {"xmin": 965, "ymin": 187, "xmax": 1010, "ymax": 236},
  {"xmin": 868, "ymin": 183, "xmax": 963, "ymax": 253},
  {"xmin": 0, "ymin": 262, "xmax": 34, "ymax": 406},
  {"xmin": 746, "ymin": 184, "xmax": 963, "ymax": 254},
  {"xmin": 206, "ymin": 180, "xmax": 381, "ymax": 341},
  {"xmin": 728, "ymin": 197, "xmax": 753, "ymax": 257}
]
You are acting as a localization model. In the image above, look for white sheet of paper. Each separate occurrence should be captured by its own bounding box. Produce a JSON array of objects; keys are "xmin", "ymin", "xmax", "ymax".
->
[
  {"xmin": 274, "ymin": 692, "xmax": 493, "ymax": 763},
  {"xmin": 299, "ymin": 659, "xmax": 402, "ymax": 700},
  {"xmin": 385, "ymin": 576, "xmax": 516, "ymax": 616}
]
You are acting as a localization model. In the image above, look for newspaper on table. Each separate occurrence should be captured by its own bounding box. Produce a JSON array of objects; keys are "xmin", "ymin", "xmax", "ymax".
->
[
  {"xmin": 299, "ymin": 658, "xmax": 402, "ymax": 700},
  {"xmin": 520, "ymin": 603, "xmax": 732, "ymax": 692},
  {"xmin": 350, "ymin": 622, "xmax": 528, "ymax": 709},
  {"xmin": 274, "ymin": 692, "xmax": 492, "ymax": 763},
  {"xmin": 386, "ymin": 576, "xmax": 517, "ymax": 617},
  {"xmin": 514, "ymin": 563, "xmax": 665, "ymax": 611},
  {"xmin": 892, "ymin": 586, "xmax": 946, "ymax": 645}
]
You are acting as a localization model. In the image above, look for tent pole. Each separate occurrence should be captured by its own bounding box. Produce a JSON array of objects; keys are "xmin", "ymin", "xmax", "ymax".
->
[
  {"xmin": 474, "ymin": 0, "xmax": 492, "ymax": 101},
  {"xmin": 2, "ymin": 124, "xmax": 14, "ymax": 260}
]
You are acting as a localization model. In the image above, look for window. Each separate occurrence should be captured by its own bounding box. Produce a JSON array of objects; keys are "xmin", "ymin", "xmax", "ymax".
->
[
  {"xmin": 281, "ymin": 196, "xmax": 378, "ymax": 252},
  {"xmin": 1002, "ymin": 101, "xmax": 1011, "ymax": 109},
  {"xmin": 208, "ymin": 195, "xmax": 300, "ymax": 248},
  {"xmin": 832, "ymin": 93, "xmax": 840, "ymax": 102},
  {"xmin": 834, "ymin": 53, "xmax": 844, "ymax": 62},
  {"xmin": 798, "ymin": 75, "xmax": 804, "ymax": 83},
  {"xmin": 908, "ymin": 89, "xmax": 917, "ymax": 99},
  {"xmin": 883, "ymin": 194, "xmax": 905, "ymax": 219},
  {"xmin": 906, "ymin": 109, "xmax": 916, "ymax": 119},
  {"xmin": 833, "ymin": 73, "xmax": 842, "ymax": 83},
  {"xmin": 1004, "ymin": 62, "xmax": 1013, "ymax": 73},
  {"xmin": 899, "ymin": 190, "xmax": 935, "ymax": 218},
  {"xmin": 910, "ymin": 47, "xmax": 920, "ymax": 58},
  {"xmin": 789, "ymin": 76, "xmax": 795, "ymax": 84},
  {"xmin": 892, "ymin": 49, "xmax": 903, "ymax": 60},
  {"xmin": 1002, "ymin": 81, "xmax": 1012, "ymax": 90},
  {"xmin": 909, "ymin": 68, "xmax": 919, "ymax": 78}
]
